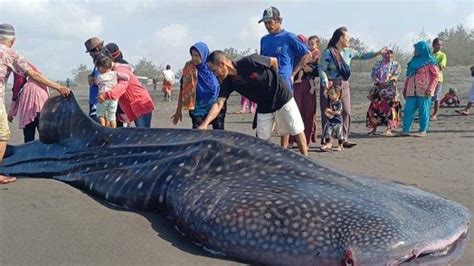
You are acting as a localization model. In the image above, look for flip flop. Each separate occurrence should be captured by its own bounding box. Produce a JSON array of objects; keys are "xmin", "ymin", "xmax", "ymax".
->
[
  {"xmin": 455, "ymin": 110, "xmax": 469, "ymax": 115},
  {"xmin": 319, "ymin": 146, "xmax": 332, "ymax": 152},
  {"xmin": 0, "ymin": 176, "xmax": 16, "ymax": 184}
]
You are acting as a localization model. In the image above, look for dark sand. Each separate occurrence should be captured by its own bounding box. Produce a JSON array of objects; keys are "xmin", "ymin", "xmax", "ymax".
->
[{"xmin": 1, "ymin": 67, "xmax": 473, "ymax": 265}]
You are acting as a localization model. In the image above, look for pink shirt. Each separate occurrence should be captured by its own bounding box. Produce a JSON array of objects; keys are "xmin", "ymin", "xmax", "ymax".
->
[
  {"xmin": 104, "ymin": 64, "xmax": 155, "ymax": 122},
  {"xmin": 403, "ymin": 65, "xmax": 439, "ymax": 97},
  {"xmin": 0, "ymin": 43, "xmax": 30, "ymax": 104}
]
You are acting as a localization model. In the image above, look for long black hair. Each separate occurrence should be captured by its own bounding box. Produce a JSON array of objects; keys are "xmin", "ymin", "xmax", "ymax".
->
[{"xmin": 327, "ymin": 27, "xmax": 348, "ymax": 49}]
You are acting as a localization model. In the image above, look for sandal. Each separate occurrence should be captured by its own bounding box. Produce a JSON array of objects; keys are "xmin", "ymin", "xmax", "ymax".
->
[
  {"xmin": 455, "ymin": 110, "xmax": 469, "ymax": 115},
  {"xmin": 383, "ymin": 131, "xmax": 394, "ymax": 137}
]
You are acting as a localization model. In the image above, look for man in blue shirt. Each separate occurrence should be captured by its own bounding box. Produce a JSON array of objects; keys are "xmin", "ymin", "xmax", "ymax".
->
[
  {"xmin": 259, "ymin": 6, "xmax": 311, "ymax": 149},
  {"xmin": 84, "ymin": 37, "xmax": 104, "ymax": 121}
]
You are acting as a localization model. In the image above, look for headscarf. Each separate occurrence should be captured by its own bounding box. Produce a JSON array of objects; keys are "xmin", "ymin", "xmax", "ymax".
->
[
  {"xmin": 406, "ymin": 41, "xmax": 437, "ymax": 77},
  {"xmin": 189, "ymin": 42, "xmax": 220, "ymax": 115}
]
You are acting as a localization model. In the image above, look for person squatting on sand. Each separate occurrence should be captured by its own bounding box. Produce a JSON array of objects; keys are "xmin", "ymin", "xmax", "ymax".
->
[
  {"xmin": 401, "ymin": 40, "xmax": 439, "ymax": 137},
  {"xmin": 0, "ymin": 23, "xmax": 70, "ymax": 184},
  {"xmin": 172, "ymin": 42, "xmax": 226, "ymax": 129},
  {"xmin": 198, "ymin": 51, "xmax": 309, "ymax": 156},
  {"xmin": 366, "ymin": 48, "xmax": 401, "ymax": 137}
]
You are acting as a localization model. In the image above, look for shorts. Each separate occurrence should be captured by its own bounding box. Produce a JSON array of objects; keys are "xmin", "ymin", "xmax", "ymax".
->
[
  {"xmin": 323, "ymin": 122, "xmax": 343, "ymax": 141},
  {"xmin": 432, "ymin": 82, "xmax": 443, "ymax": 101},
  {"xmin": 0, "ymin": 104, "xmax": 11, "ymax": 141},
  {"xmin": 96, "ymin": 100, "xmax": 119, "ymax": 121},
  {"xmin": 256, "ymin": 98, "xmax": 304, "ymax": 140}
]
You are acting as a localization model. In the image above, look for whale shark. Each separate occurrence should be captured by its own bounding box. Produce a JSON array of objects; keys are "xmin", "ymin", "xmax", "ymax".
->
[{"xmin": 0, "ymin": 93, "xmax": 470, "ymax": 265}]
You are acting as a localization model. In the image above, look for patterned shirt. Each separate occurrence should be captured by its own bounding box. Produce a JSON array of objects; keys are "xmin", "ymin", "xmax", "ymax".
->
[
  {"xmin": 0, "ymin": 43, "xmax": 29, "ymax": 105},
  {"xmin": 319, "ymin": 48, "xmax": 376, "ymax": 86},
  {"xmin": 371, "ymin": 60, "xmax": 401, "ymax": 84}
]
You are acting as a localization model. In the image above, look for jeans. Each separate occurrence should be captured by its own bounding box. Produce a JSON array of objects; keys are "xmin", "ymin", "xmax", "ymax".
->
[
  {"xmin": 403, "ymin": 96, "xmax": 431, "ymax": 133},
  {"xmin": 134, "ymin": 112, "xmax": 153, "ymax": 128}
]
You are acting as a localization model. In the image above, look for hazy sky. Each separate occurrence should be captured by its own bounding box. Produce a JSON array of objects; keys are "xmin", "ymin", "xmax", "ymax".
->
[{"xmin": 1, "ymin": 0, "xmax": 473, "ymax": 80}]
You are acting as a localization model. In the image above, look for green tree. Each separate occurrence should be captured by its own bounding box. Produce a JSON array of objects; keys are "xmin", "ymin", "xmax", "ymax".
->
[
  {"xmin": 222, "ymin": 47, "xmax": 252, "ymax": 61},
  {"xmin": 71, "ymin": 64, "xmax": 91, "ymax": 88},
  {"xmin": 134, "ymin": 57, "xmax": 162, "ymax": 79},
  {"xmin": 437, "ymin": 24, "xmax": 474, "ymax": 66}
]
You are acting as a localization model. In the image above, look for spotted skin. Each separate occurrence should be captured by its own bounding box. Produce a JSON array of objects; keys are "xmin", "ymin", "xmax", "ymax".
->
[{"xmin": 0, "ymin": 94, "xmax": 470, "ymax": 265}]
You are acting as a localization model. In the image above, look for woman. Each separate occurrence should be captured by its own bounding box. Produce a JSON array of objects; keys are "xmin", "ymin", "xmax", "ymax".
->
[
  {"xmin": 105, "ymin": 42, "xmax": 132, "ymax": 127},
  {"xmin": 366, "ymin": 49, "xmax": 401, "ymax": 136},
  {"xmin": 401, "ymin": 41, "xmax": 439, "ymax": 137},
  {"xmin": 319, "ymin": 27, "xmax": 387, "ymax": 148},
  {"xmin": 8, "ymin": 61, "xmax": 48, "ymax": 143},
  {"xmin": 171, "ymin": 42, "xmax": 225, "ymax": 129},
  {"xmin": 97, "ymin": 53, "xmax": 155, "ymax": 128},
  {"xmin": 290, "ymin": 34, "xmax": 320, "ymax": 147}
]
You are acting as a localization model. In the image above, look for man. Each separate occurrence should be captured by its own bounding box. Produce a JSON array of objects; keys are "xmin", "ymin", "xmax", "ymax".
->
[
  {"xmin": 84, "ymin": 37, "xmax": 104, "ymax": 121},
  {"xmin": 431, "ymin": 37, "xmax": 447, "ymax": 121},
  {"xmin": 456, "ymin": 65, "xmax": 474, "ymax": 115},
  {"xmin": 0, "ymin": 23, "xmax": 70, "ymax": 184},
  {"xmin": 258, "ymin": 6, "xmax": 311, "ymax": 148},
  {"xmin": 197, "ymin": 51, "xmax": 308, "ymax": 156}
]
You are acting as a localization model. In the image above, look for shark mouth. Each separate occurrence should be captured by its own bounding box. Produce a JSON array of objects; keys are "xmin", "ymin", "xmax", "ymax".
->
[{"xmin": 400, "ymin": 229, "xmax": 470, "ymax": 265}]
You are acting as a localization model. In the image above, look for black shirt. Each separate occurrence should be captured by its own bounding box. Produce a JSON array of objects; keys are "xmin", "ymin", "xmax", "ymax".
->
[
  {"xmin": 218, "ymin": 54, "xmax": 292, "ymax": 113},
  {"xmin": 329, "ymin": 99, "xmax": 343, "ymax": 124}
]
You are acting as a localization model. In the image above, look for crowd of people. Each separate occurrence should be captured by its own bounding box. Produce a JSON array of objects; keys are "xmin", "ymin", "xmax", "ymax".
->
[{"xmin": 1, "ymin": 6, "xmax": 473, "ymax": 184}]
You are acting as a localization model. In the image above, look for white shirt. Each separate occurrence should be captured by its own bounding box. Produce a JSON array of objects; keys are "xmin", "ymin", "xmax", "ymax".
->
[{"xmin": 163, "ymin": 69, "xmax": 175, "ymax": 82}]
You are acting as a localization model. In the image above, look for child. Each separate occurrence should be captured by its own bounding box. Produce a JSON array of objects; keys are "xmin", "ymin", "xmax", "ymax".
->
[
  {"xmin": 294, "ymin": 35, "xmax": 321, "ymax": 94},
  {"xmin": 321, "ymin": 86, "xmax": 344, "ymax": 151},
  {"xmin": 440, "ymin": 87, "xmax": 460, "ymax": 107},
  {"xmin": 95, "ymin": 55, "xmax": 129, "ymax": 128},
  {"xmin": 236, "ymin": 96, "xmax": 256, "ymax": 114},
  {"xmin": 366, "ymin": 86, "xmax": 399, "ymax": 136}
]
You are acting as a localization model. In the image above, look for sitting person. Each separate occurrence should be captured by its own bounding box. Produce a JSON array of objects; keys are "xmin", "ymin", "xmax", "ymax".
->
[
  {"xmin": 440, "ymin": 87, "xmax": 460, "ymax": 107},
  {"xmin": 321, "ymin": 86, "xmax": 344, "ymax": 152},
  {"xmin": 94, "ymin": 54, "xmax": 129, "ymax": 128}
]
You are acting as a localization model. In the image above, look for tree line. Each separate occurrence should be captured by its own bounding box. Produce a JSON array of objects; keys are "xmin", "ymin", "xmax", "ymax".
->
[{"xmin": 71, "ymin": 24, "xmax": 473, "ymax": 88}]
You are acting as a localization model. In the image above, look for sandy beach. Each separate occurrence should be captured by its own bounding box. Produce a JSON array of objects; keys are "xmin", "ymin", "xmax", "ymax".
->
[{"xmin": 1, "ymin": 68, "xmax": 473, "ymax": 265}]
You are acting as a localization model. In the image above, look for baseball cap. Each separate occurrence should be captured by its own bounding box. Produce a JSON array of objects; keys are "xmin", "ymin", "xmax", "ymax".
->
[{"xmin": 258, "ymin": 6, "xmax": 280, "ymax": 23}]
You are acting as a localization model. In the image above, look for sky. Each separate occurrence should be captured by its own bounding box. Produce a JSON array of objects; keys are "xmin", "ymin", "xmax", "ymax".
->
[{"xmin": 1, "ymin": 0, "xmax": 473, "ymax": 80}]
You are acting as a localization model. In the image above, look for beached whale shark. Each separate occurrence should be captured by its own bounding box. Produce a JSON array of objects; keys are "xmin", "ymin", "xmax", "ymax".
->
[{"xmin": 0, "ymin": 93, "xmax": 470, "ymax": 265}]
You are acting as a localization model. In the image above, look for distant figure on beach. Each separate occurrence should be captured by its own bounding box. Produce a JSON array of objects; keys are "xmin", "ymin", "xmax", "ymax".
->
[
  {"xmin": 162, "ymin": 65, "xmax": 175, "ymax": 101},
  {"xmin": 430, "ymin": 38, "xmax": 447, "ymax": 121},
  {"xmin": 319, "ymin": 26, "xmax": 388, "ymax": 148},
  {"xmin": 440, "ymin": 87, "xmax": 460, "ymax": 107},
  {"xmin": 455, "ymin": 65, "xmax": 474, "ymax": 115},
  {"xmin": 94, "ymin": 54, "xmax": 129, "ymax": 128},
  {"xmin": 259, "ymin": 6, "xmax": 311, "ymax": 149},
  {"xmin": 152, "ymin": 78, "xmax": 157, "ymax": 90},
  {"xmin": 1, "ymin": 23, "xmax": 70, "ymax": 184},
  {"xmin": 172, "ymin": 42, "xmax": 225, "ymax": 129},
  {"xmin": 366, "ymin": 48, "xmax": 401, "ymax": 137},
  {"xmin": 199, "ymin": 51, "xmax": 309, "ymax": 156},
  {"xmin": 401, "ymin": 40, "xmax": 439, "ymax": 137}
]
